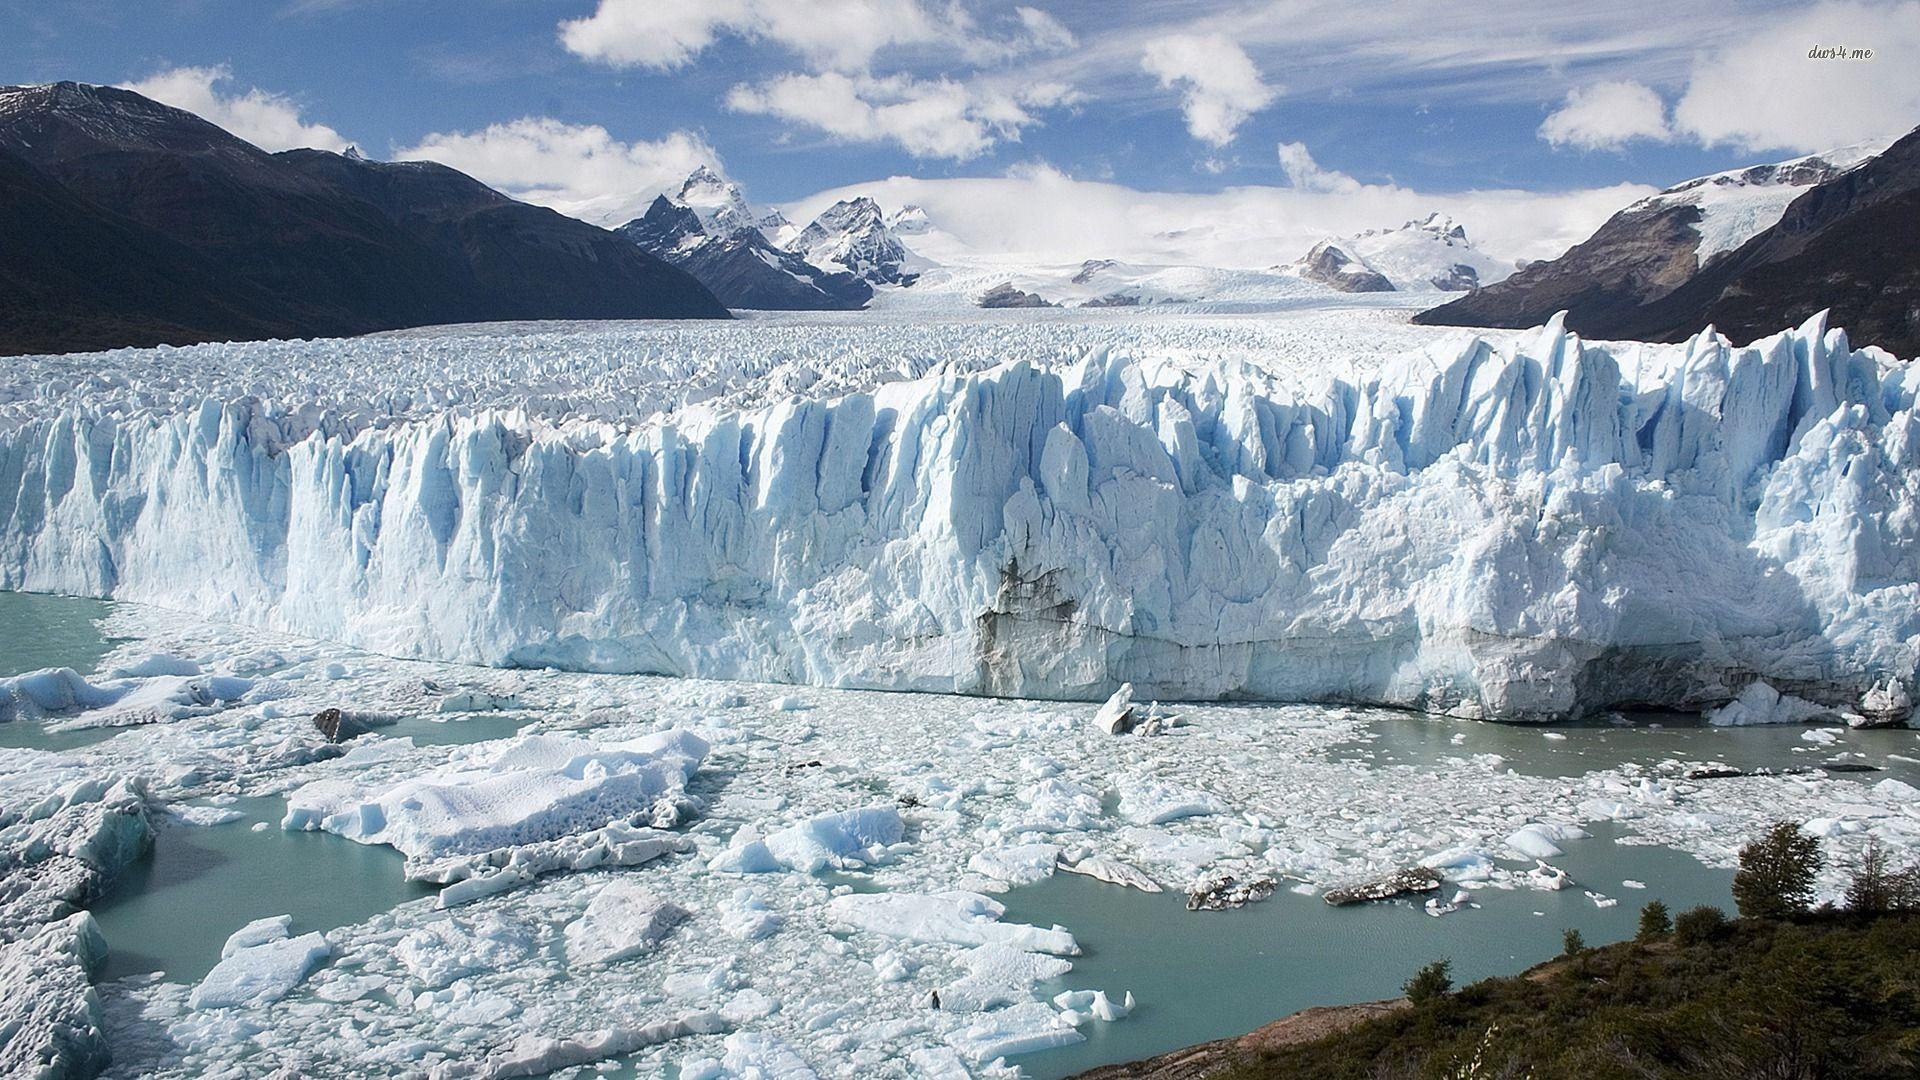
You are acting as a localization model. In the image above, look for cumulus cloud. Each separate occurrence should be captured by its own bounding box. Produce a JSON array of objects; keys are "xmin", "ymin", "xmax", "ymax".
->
[
  {"xmin": 784, "ymin": 163, "xmax": 1651, "ymax": 270},
  {"xmin": 395, "ymin": 119, "xmax": 720, "ymax": 226},
  {"xmin": 1276, "ymin": 141, "xmax": 1362, "ymax": 194},
  {"xmin": 120, "ymin": 65, "xmax": 349, "ymax": 152},
  {"xmin": 726, "ymin": 72, "xmax": 1073, "ymax": 160},
  {"xmin": 1672, "ymin": 0, "xmax": 1920, "ymax": 153},
  {"xmin": 557, "ymin": 0, "xmax": 1070, "ymax": 73},
  {"xmin": 1140, "ymin": 33, "xmax": 1279, "ymax": 145},
  {"xmin": 1538, "ymin": 80, "xmax": 1673, "ymax": 151}
]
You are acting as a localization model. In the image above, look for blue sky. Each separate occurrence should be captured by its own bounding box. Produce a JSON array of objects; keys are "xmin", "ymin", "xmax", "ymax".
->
[{"xmin": 5, "ymin": 0, "xmax": 1916, "ymax": 256}]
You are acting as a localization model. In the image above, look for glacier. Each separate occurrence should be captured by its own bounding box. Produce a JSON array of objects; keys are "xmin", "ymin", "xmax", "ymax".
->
[{"xmin": 1, "ymin": 312, "xmax": 1915, "ymax": 722}]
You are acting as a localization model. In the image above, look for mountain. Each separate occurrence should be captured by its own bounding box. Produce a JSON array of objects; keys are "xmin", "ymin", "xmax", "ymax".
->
[
  {"xmin": 796, "ymin": 197, "xmax": 919, "ymax": 287},
  {"xmin": 617, "ymin": 193, "xmax": 871, "ymax": 311},
  {"xmin": 0, "ymin": 81, "xmax": 726, "ymax": 356},
  {"xmin": 1282, "ymin": 213, "xmax": 1510, "ymax": 292},
  {"xmin": 1414, "ymin": 135, "xmax": 1918, "ymax": 356},
  {"xmin": 0, "ymin": 145, "xmax": 290, "ymax": 356},
  {"xmin": 1289, "ymin": 240, "xmax": 1394, "ymax": 292},
  {"xmin": 616, "ymin": 168, "xmax": 873, "ymax": 311}
]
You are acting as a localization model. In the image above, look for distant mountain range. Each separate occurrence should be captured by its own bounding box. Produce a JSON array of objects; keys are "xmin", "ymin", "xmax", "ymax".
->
[
  {"xmin": 1280, "ymin": 213, "xmax": 1513, "ymax": 293},
  {"xmin": 616, "ymin": 169, "xmax": 919, "ymax": 311},
  {"xmin": 0, "ymin": 82, "xmax": 727, "ymax": 357},
  {"xmin": 1416, "ymin": 130, "xmax": 1919, "ymax": 357}
]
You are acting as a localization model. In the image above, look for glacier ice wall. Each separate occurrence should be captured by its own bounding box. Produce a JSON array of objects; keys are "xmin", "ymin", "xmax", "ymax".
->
[{"xmin": 2, "ymin": 313, "xmax": 1916, "ymax": 720}]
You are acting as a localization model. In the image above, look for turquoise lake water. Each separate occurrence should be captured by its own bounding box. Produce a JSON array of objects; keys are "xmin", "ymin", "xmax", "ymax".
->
[{"xmin": 0, "ymin": 590, "xmax": 1869, "ymax": 1077}]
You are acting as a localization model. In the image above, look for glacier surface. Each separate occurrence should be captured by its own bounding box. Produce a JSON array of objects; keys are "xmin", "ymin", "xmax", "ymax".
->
[{"xmin": 2, "ymin": 311, "xmax": 1914, "ymax": 721}]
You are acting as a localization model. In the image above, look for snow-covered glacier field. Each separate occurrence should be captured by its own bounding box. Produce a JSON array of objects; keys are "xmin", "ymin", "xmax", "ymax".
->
[
  {"xmin": 4, "ymin": 303, "xmax": 1920, "ymax": 1078},
  {"xmin": 2, "ymin": 304, "xmax": 1916, "ymax": 721}
]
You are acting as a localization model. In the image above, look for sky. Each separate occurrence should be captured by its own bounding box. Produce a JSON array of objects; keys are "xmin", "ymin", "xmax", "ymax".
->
[{"xmin": 5, "ymin": 0, "xmax": 1917, "ymax": 265}]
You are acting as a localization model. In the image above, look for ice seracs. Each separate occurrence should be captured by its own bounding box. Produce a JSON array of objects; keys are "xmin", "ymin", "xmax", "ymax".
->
[{"xmin": 4, "ymin": 313, "xmax": 1919, "ymax": 723}]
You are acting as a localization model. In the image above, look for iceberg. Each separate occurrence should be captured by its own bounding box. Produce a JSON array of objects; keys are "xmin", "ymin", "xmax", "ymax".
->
[
  {"xmin": 826, "ymin": 891, "xmax": 1080, "ymax": 955},
  {"xmin": 282, "ymin": 729, "xmax": 708, "ymax": 877},
  {"xmin": 2, "ymin": 314, "xmax": 1916, "ymax": 720},
  {"xmin": 190, "ymin": 930, "xmax": 330, "ymax": 1009}
]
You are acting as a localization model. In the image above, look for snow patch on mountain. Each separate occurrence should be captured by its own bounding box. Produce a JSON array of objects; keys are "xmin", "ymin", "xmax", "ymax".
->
[
  {"xmin": 1283, "ymin": 213, "xmax": 1512, "ymax": 292},
  {"xmin": 1631, "ymin": 141, "xmax": 1888, "ymax": 266}
]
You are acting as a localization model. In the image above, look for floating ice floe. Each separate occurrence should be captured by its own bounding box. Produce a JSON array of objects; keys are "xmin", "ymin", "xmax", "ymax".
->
[
  {"xmin": 949, "ymin": 1000, "xmax": 1085, "ymax": 1062},
  {"xmin": 281, "ymin": 729, "xmax": 708, "ymax": 877},
  {"xmin": 827, "ymin": 891, "xmax": 1079, "ymax": 955},
  {"xmin": 1059, "ymin": 854, "xmax": 1162, "ymax": 892},
  {"xmin": 0, "ymin": 666, "xmax": 257, "ymax": 728},
  {"xmin": 563, "ymin": 880, "xmax": 691, "ymax": 967},
  {"xmin": 967, "ymin": 843, "xmax": 1061, "ymax": 887},
  {"xmin": 190, "ymin": 926, "xmax": 329, "ymax": 1010},
  {"xmin": 708, "ymin": 805, "xmax": 904, "ymax": 874}
]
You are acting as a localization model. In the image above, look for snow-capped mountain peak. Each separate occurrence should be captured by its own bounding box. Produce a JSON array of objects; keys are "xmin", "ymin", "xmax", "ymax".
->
[
  {"xmin": 797, "ymin": 196, "xmax": 918, "ymax": 287},
  {"xmin": 1282, "ymin": 212, "xmax": 1507, "ymax": 293},
  {"xmin": 674, "ymin": 166, "xmax": 762, "ymax": 238},
  {"xmin": 886, "ymin": 204, "xmax": 933, "ymax": 235}
]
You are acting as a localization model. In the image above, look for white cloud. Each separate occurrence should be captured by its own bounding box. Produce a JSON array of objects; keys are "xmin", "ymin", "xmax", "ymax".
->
[
  {"xmin": 1014, "ymin": 7, "xmax": 1077, "ymax": 54},
  {"xmin": 726, "ymin": 72, "xmax": 1071, "ymax": 160},
  {"xmin": 1539, "ymin": 80, "xmax": 1673, "ymax": 151},
  {"xmin": 1673, "ymin": 0, "xmax": 1920, "ymax": 153},
  {"xmin": 395, "ymin": 118, "xmax": 719, "ymax": 226},
  {"xmin": 1276, "ymin": 141, "xmax": 1361, "ymax": 194},
  {"xmin": 558, "ymin": 0, "xmax": 1067, "ymax": 73},
  {"xmin": 120, "ymin": 65, "xmax": 349, "ymax": 152},
  {"xmin": 1140, "ymin": 33, "xmax": 1278, "ymax": 146},
  {"xmin": 784, "ymin": 163, "xmax": 1651, "ymax": 270}
]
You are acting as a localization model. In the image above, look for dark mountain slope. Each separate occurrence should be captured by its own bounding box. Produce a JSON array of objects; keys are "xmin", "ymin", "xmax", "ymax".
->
[
  {"xmin": 0, "ymin": 147, "xmax": 291, "ymax": 355},
  {"xmin": 0, "ymin": 82, "xmax": 725, "ymax": 356},
  {"xmin": 1416, "ymin": 129, "xmax": 1919, "ymax": 357}
]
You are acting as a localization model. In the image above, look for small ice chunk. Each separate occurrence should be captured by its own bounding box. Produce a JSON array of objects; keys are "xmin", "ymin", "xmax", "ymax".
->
[
  {"xmin": 967, "ymin": 843, "xmax": 1060, "ymax": 886},
  {"xmin": 1116, "ymin": 776, "xmax": 1224, "ymax": 824},
  {"xmin": 720, "ymin": 888, "xmax": 784, "ymax": 941},
  {"xmin": 397, "ymin": 915, "xmax": 533, "ymax": 988},
  {"xmin": 949, "ymin": 1000, "xmax": 1084, "ymax": 1062},
  {"xmin": 827, "ymin": 891, "xmax": 1078, "ymax": 955},
  {"xmin": 907, "ymin": 1047, "xmax": 972, "ymax": 1079},
  {"xmin": 220, "ymin": 915, "xmax": 291, "ymax": 958},
  {"xmin": 563, "ymin": 881, "xmax": 690, "ymax": 967},
  {"xmin": 191, "ymin": 931, "xmax": 330, "ymax": 1009},
  {"xmin": 1874, "ymin": 778, "xmax": 1920, "ymax": 802},
  {"xmin": 1052, "ymin": 989, "xmax": 1131, "ymax": 1021},
  {"xmin": 1505, "ymin": 825, "xmax": 1565, "ymax": 860},
  {"xmin": 1093, "ymin": 684, "xmax": 1137, "ymax": 735},
  {"xmin": 1060, "ymin": 855, "xmax": 1162, "ymax": 892},
  {"xmin": 170, "ymin": 804, "xmax": 247, "ymax": 827},
  {"xmin": 1622, "ymin": 879, "xmax": 1647, "ymax": 889},
  {"xmin": 710, "ymin": 805, "xmax": 903, "ymax": 874},
  {"xmin": 937, "ymin": 943, "xmax": 1074, "ymax": 1012},
  {"xmin": 717, "ymin": 1031, "xmax": 817, "ymax": 1077},
  {"xmin": 431, "ymin": 1013, "xmax": 727, "ymax": 1080}
]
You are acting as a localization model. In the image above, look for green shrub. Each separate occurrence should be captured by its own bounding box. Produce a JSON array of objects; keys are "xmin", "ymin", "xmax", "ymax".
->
[
  {"xmin": 1561, "ymin": 928, "xmax": 1585, "ymax": 956},
  {"xmin": 1404, "ymin": 958, "xmax": 1452, "ymax": 1004},
  {"xmin": 1845, "ymin": 837, "xmax": 1920, "ymax": 913},
  {"xmin": 1733, "ymin": 820, "xmax": 1822, "ymax": 919},
  {"xmin": 1637, "ymin": 899, "xmax": 1672, "ymax": 941},
  {"xmin": 1674, "ymin": 904, "xmax": 1730, "ymax": 946}
]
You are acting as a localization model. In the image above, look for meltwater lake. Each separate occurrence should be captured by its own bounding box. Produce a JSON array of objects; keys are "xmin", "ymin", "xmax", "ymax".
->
[{"xmin": 5, "ymin": 589, "xmax": 1908, "ymax": 1079}]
